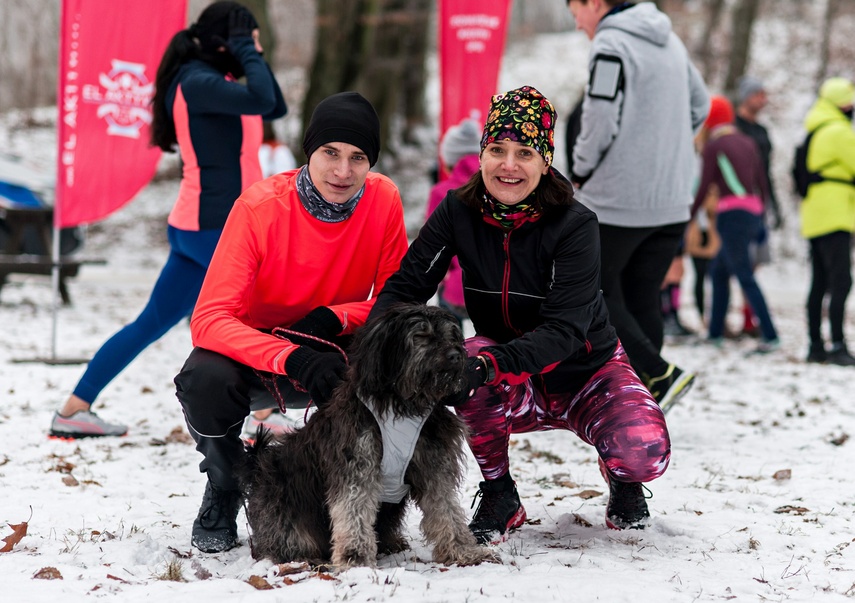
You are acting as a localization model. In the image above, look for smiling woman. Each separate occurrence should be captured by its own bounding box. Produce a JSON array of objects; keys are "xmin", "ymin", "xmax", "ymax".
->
[
  {"xmin": 370, "ymin": 85, "xmax": 672, "ymax": 545},
  {"xmin": 480, "ymin": 140, "xmax": 549, "ymax": 205}
]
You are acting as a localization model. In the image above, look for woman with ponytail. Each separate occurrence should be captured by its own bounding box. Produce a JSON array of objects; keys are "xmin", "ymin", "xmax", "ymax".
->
[{"xmin": 49, "ymin": 1, "xmax": 286, "ymax": 439}]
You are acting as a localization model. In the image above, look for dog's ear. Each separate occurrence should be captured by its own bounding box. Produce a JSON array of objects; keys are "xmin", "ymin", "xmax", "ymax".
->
[{"xmin": 350, "ymin": 305, "xmax": 414, "ymax": 400}]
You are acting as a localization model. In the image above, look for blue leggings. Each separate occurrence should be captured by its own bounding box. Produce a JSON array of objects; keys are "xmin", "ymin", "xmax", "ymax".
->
[{"xmin": 73, "ymin": 226, "xmax": 221, "ymax": 404}]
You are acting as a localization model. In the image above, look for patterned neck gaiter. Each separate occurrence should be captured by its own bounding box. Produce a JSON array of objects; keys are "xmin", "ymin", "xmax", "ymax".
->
[
  {"xmin": 481, "ymin": 190, "xmax": 542, "ymax": 230},
  {"xmin": 295, "ymin": 165, "xmax": 364, "ymax": 223}
]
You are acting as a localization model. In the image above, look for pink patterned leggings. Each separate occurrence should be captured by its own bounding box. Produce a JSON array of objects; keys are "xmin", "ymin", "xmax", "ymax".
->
[{"xmin": 456, "ymin": 337, "xmax": 671, "ymax": 483}]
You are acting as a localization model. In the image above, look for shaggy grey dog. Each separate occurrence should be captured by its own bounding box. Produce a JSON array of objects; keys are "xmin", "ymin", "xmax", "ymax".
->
[{"xmin": 237, "ymin": 304, "xmax": 498, "ymax": 568}]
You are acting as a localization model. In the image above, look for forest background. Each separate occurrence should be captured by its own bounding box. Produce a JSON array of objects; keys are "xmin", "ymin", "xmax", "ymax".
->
[{"xmin": 2, "ymin": 0, "xmax": 855, "ymax": 226}]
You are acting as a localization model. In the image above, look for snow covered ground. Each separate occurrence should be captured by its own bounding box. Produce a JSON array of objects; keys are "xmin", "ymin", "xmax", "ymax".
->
[{"xmin": 2, "ymin": 21, "xmax": 855, "ymax": 603}]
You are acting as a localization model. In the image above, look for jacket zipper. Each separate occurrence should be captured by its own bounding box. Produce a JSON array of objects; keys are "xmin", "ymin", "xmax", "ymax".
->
[{"xmin": 502, "ymin": 232, "xmax": 513, "ymax": 330}]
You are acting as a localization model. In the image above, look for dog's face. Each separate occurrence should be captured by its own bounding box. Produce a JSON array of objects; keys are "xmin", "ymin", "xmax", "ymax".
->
[{"xmin": 348, "ymin": 304, "xmax": 467, "ymax": 416}]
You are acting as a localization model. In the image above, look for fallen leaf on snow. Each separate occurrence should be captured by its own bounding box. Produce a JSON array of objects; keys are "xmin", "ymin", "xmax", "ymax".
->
[
  {"xmin": 247, "ymin": 575, "xmax": 274, "ymax": 590},
  {"xmin": 275, "ymin": 561, "xmax": 310, "ymax": 576},
  {"xmin": 1, "ymin": 520, "xmax": 29, "ymax": 552},
  {"xmin": 33, "ymin": 567, "xmax": 62, "ymax": 580},
  {"xmin": 774, "ymin": 505, "xmax": 809, "ymax": 515},
  {"xmin": 167, "ymin": 546, "xmax": 192, "ymax": 559},
  {"xmin": 165, "ymin": 427, "xmax": 192, "ymax": 445},
  {"xmin": 829, "ymin": 433, "xmax": 849, "ymax": 446},
  {"xmin": 772, "ymin": 469, "xmax": 792, "ymax": 480},
  {"xmin": 575, "ymin": 489, "xmax": 602, "ymax": 499},
  {"xmin": 190, "ymin": 559, "xmax": 211, "ymax": 580}
]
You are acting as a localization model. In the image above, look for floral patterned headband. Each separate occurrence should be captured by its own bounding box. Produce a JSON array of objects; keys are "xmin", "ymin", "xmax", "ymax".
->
[{"xmin": 480, "ymin": 85, "xmax": 555, "ymax": 167}]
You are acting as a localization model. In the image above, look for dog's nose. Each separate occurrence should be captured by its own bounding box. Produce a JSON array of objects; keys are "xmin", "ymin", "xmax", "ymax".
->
[{"xmin": 446, "ymin": 348, "xmax": 463, "ymax": 364}]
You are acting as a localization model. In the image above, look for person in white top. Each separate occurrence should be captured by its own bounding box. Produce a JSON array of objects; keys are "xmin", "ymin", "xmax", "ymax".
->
[{"xmin": 258, "ymin": 131, "xmax": 297, "ymax": 177}]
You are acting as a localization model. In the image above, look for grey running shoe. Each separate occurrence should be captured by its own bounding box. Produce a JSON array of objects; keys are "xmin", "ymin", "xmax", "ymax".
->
[
  {"xmin": 241, "ymin": 411, "xmax": 299, "ymax": 440},
  {"xmin": 749, "ymin": 338, "xmax": 780, "ymax": 355},
  {"xmin": 192, "ymin": 481, "xmax": 242, "ymax": 553},
  {"xmin": 49, "ymin": 410, "xmax": 128, "ymax": 439}
]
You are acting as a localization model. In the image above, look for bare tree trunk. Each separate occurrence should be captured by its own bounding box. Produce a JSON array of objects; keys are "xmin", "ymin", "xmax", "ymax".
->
[
  {"xmin": 357, "ymin": 0, "xmax": 431, "ymax": 147},
  {"xmin": 816, "ymin": 0, "xmax": 842, "ymax": 87},
  {"xmin": 300, "ymin": 0, "xmax": 369, "ymax": 160},
  {"xmin": 723, "ymin": 0, "xmax": 760, "ymax": 98},
  {"xmin": 301, "ymin": 0, "xmax": 431, "ymax": 160},
  {"xmin": 399, "ymin": 0, "xmax": 431, "ymax": 143},
  {"xmin": 695, "ymin": 0, "xmax": 727, "ymax": 82}
]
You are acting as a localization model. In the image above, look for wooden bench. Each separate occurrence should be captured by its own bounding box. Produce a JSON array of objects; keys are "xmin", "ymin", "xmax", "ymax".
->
[{"xmin": 0, "ymin": 206, "xmax": 105, "ymax": 304}]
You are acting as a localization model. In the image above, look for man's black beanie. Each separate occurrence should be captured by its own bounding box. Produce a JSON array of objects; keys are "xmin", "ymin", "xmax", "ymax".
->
[{"xmin": 302, "ymin": 92, "xmax": 381, "ymax": 167}]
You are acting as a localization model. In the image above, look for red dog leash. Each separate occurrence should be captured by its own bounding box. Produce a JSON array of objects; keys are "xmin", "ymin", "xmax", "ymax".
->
[{"xmin": 254, "ymin": 328, "xmax": 349, "ymax": 420}]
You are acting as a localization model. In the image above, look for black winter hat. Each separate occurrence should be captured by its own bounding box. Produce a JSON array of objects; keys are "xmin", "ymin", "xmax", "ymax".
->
[
  {"xmin": 192, "ymin": 1, "xmax": 257, "ymax": 53},
  {"xmin": 302, "ymin": 92, "xmax": 381, "ymax": 166}
]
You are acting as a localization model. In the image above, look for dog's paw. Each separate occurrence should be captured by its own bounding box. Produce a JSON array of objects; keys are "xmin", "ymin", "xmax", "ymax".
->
[
  {"xmin": 332, "ymin": 548, "xmax": 377, "ymax": 570},
  {"xmin": 434, "ymin": 546, "xmax": 501, "ymax": 566},
  {"xmin": 378, "ymin": 535, "xmax": 409, "ymax": 555}
]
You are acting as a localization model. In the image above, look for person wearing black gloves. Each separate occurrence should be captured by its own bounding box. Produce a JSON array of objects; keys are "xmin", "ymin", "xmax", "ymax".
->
[
  {"xmin": 174, "ymin": 91, "xmax": 409, "ymax": 553},
  {"xmin": 369, "ymin": 87, "xmax": 670, "ymax": 546},
  {"xmin": 50, "ymin": 1, "xmax": 287, "ymax": 439}
]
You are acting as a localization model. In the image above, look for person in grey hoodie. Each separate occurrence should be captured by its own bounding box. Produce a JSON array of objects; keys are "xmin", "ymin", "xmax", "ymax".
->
[{"xmin": 567, "ymin": 0, "xmax": 709, "ymax": 413}]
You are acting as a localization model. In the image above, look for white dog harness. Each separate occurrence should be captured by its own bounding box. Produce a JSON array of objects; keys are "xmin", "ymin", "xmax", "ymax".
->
[{"xmin": 361, "ymin": 397, "xmax": 431, "ymax": 504}]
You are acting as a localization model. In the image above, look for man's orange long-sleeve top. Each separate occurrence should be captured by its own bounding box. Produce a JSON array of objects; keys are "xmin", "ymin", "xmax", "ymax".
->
[{"xmin": 190, "ymin": 169, "xmax": 409, "ymax": 374}]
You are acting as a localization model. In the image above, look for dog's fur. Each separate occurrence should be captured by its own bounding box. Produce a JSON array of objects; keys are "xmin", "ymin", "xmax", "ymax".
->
[{"xmin": 236, "ymin": 304, "xmax": 498, "ymax": 568}]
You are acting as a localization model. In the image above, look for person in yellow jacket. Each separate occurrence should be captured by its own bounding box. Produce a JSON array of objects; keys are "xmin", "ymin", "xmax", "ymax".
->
[{"xmin": 800, "ymin": 77, "xmax": 855, "ymax": 365}]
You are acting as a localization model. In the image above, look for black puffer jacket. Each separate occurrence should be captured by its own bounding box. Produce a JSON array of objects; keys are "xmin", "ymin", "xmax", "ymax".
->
[{"xmin": 371, "ymin": 190, "xmax": 617, "ymax": 394}]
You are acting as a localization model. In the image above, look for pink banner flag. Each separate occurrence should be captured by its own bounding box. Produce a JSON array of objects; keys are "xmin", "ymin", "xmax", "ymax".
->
[
  {"xmin": 56, "ymin": 0, "xmax": 187, "ymax": 228},
  {"xmin": 438, "ymin": 0, "xmax": 513, "ymax": 154}
]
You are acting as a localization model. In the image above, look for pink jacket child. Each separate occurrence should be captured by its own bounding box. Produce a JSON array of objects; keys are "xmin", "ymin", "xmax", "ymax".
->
[{"xmin": 428, "ymin": 119, "xmax": 482, "ymax": 313}]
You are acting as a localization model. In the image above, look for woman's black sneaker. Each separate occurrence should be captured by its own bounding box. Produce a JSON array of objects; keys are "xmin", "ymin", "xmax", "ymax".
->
[
  {"xmin": 468, "ymin": 480, "xmax": 527, "ymax": 545},
  {"xmin": 605, "ymin": 478, "xmax": 650, "ymax": 530}
]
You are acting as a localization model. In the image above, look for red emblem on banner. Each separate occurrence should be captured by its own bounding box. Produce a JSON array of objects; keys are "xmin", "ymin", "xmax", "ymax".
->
[{"xmin": 84, "ymin": 60, "xmax": 155, "ymax": 139}]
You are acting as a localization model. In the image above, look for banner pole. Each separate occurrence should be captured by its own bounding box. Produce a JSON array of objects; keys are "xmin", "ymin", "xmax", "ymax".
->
[
  {"xmin": 50, "ymin": 220, "xmax": 61, "ymax": 360},
  {"xmin": 49, "ymin": 0, "xmax": 66, "ymax": 363}
]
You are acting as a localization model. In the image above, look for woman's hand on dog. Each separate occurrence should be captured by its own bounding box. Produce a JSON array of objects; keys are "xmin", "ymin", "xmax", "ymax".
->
[
  {"xmin": 285, "ymin": 346, "xmax": 347, "ymax": 407},
  {"xmin": 442, "ymin": 356, "xmax": 489, "ymax": 407}
]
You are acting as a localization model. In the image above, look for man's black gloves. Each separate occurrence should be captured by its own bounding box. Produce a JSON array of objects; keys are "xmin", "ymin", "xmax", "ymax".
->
[
  {"xmin": 285, "ymin": 306, "xmax": 344, "ymax": 352},
  {"xmin": 228, "ymin": 6, "xmax": 258, "ymax": 40},
  {"xmin": 285, "ymin": 346, "xmax": 347, "ymax": 407},
  {"xmin": 288, "ymin": 306, "xmax": 342, "ymax": 340},
  {"xmin": 442, "ymin": 356, "xmax": 490, "ymax": 407}
]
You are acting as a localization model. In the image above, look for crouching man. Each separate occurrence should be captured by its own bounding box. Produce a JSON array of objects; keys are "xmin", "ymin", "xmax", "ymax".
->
[{"xmin": 174, "ymin": 92, "xmax": 409, "ymax": 553}]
